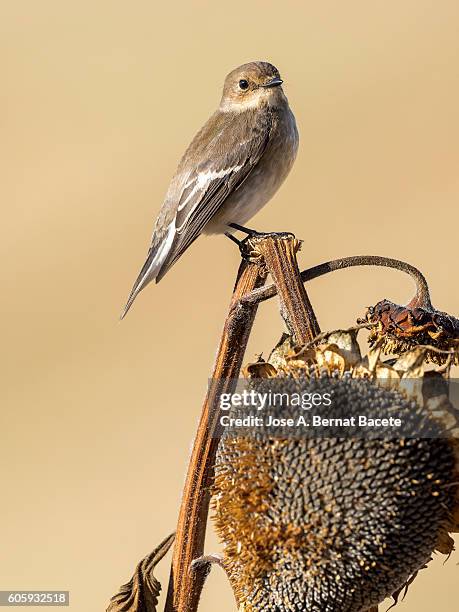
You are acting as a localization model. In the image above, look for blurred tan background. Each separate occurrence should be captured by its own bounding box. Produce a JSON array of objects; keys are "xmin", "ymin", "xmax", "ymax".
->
[{"xmin": 1, "ymin": 1, "xmax": 458, "ymax": 610}]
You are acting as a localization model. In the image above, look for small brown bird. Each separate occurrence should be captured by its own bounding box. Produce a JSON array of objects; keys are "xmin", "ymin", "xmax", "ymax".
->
[{"xmin": 122, "ymin": 61, "xmax": 299, "ymax": 318}]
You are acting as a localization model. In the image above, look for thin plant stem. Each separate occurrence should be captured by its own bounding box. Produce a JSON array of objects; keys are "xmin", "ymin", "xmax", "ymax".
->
[{"xmin": 164, "ymin": 258, "xmax": 266, "ymax": 612}]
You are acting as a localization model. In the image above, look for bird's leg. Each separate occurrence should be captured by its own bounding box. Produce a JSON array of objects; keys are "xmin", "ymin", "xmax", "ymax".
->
[
  {"xmin": 229, "ymin": 223, "xmax": 296, "ymax": 243},
  {"xmin": 226, "ymin": 229, "xmax": 299, "ymax": 267},
  {"xmin": 225, "ymin": 232, "xmax": 265, "ymax": 263},
  {"xmin": 225, "ymin": 231, "xmax": 254, "ymax": 260},
  {"xmin": 224, "ymin": 232, "xmax": 242, "ymax": 247},
  {"xmin": 228, "ymin": 222, "xmax": 258, "ymax": 236},
  {"xmin": 226, "ymin": 224, "xmax": 263, "ymax": 261}
]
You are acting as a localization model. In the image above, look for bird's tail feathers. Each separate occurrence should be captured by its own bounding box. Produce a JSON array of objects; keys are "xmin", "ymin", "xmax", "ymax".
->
[{"xmin": 120, "ymin": 223, "xmax": 175, "ymax": 319}]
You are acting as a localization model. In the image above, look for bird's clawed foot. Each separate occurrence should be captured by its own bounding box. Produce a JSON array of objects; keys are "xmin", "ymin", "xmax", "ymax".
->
[
  {"xmin": 225, "ymin": 232, "xmax": 263, "ymax": 262},
  {"xmin": 226, "ymin": 225, "xmax": 296, "ymax": 264}
]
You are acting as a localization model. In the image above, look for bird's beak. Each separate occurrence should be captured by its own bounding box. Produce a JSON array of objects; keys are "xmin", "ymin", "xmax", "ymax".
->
[{"xmin": 261, "ymin": 77, "xmax": 283, "ymax": 88}]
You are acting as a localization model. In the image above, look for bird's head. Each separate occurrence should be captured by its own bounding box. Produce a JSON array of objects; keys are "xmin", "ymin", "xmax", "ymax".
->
[{"xmin": 220, "ymin": 61, "xmax": 286, "ymax": 111}]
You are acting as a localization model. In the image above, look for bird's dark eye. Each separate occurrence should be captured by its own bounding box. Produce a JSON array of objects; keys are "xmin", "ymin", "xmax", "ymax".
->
[{"xmin": 238, "ymin": 79, "xmax": 249, "ymax": 90}]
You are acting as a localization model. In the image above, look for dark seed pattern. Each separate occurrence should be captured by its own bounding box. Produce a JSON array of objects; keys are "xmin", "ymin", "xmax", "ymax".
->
[{"xmin": 213, "ymin": 374, "xmax": 458, "ymax": 611}]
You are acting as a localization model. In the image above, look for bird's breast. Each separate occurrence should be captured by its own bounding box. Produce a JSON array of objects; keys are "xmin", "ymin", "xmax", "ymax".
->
[{"xmin": 204, "ymin": 108, "xmax": 299, "ymax": 234}]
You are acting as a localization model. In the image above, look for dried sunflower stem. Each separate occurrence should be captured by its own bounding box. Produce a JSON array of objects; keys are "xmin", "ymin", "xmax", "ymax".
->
[
  {"xmin": 164, "ymin": 258, "xmax": 266, "ymax": 612},
  {"xmin": 242, "ymin": 254, "xmax": 433, "ymax": 310},
  {"xmin": 252, "ymin": 233, "xmax": 320, "ymax": 343}
]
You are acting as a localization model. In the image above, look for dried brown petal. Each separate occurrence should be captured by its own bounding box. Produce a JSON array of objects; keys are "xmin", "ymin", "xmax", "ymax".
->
[
  {"xmin": 244, "ymin": 360, "xmax": 278, "ymax": 379},
  {"xmin": 285, "ymin": 330, "xmax": 362, "ymax": 377}
]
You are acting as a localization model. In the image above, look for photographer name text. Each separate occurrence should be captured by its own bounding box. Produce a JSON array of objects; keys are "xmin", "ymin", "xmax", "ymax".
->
[{"xmin": 220, "ymin": 415, "xmax": 402, "ymax": 428}]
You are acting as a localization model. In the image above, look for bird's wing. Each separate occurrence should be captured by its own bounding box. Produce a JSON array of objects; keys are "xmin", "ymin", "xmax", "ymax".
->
[
  {"xmin": 121, "ymin": 109, "xmax": 272, "ymax": 318},
  {"xmin": 155, "ymin": 108, "xmax": 273, "ymax": 280}
]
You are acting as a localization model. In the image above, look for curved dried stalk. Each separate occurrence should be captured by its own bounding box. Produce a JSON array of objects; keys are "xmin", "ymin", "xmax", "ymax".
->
[{"xmin": 242, "ymin": 255, "xmax": 433, "ymax": 310}]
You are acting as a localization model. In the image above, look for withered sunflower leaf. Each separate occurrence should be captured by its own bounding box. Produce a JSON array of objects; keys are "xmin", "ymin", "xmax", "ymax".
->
[{"xmin": 106, "ymin": 532, "xmax": 174, "ymax": 612}]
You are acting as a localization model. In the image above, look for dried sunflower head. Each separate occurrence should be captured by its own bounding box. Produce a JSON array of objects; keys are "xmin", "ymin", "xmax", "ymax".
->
[
  {"xmin": 213, "ymin": 331, "xmax": 459, "ymax": 612},
  {"xmin": 360, "ymin": 299, "xmax": 459, "ymax": 365}
]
